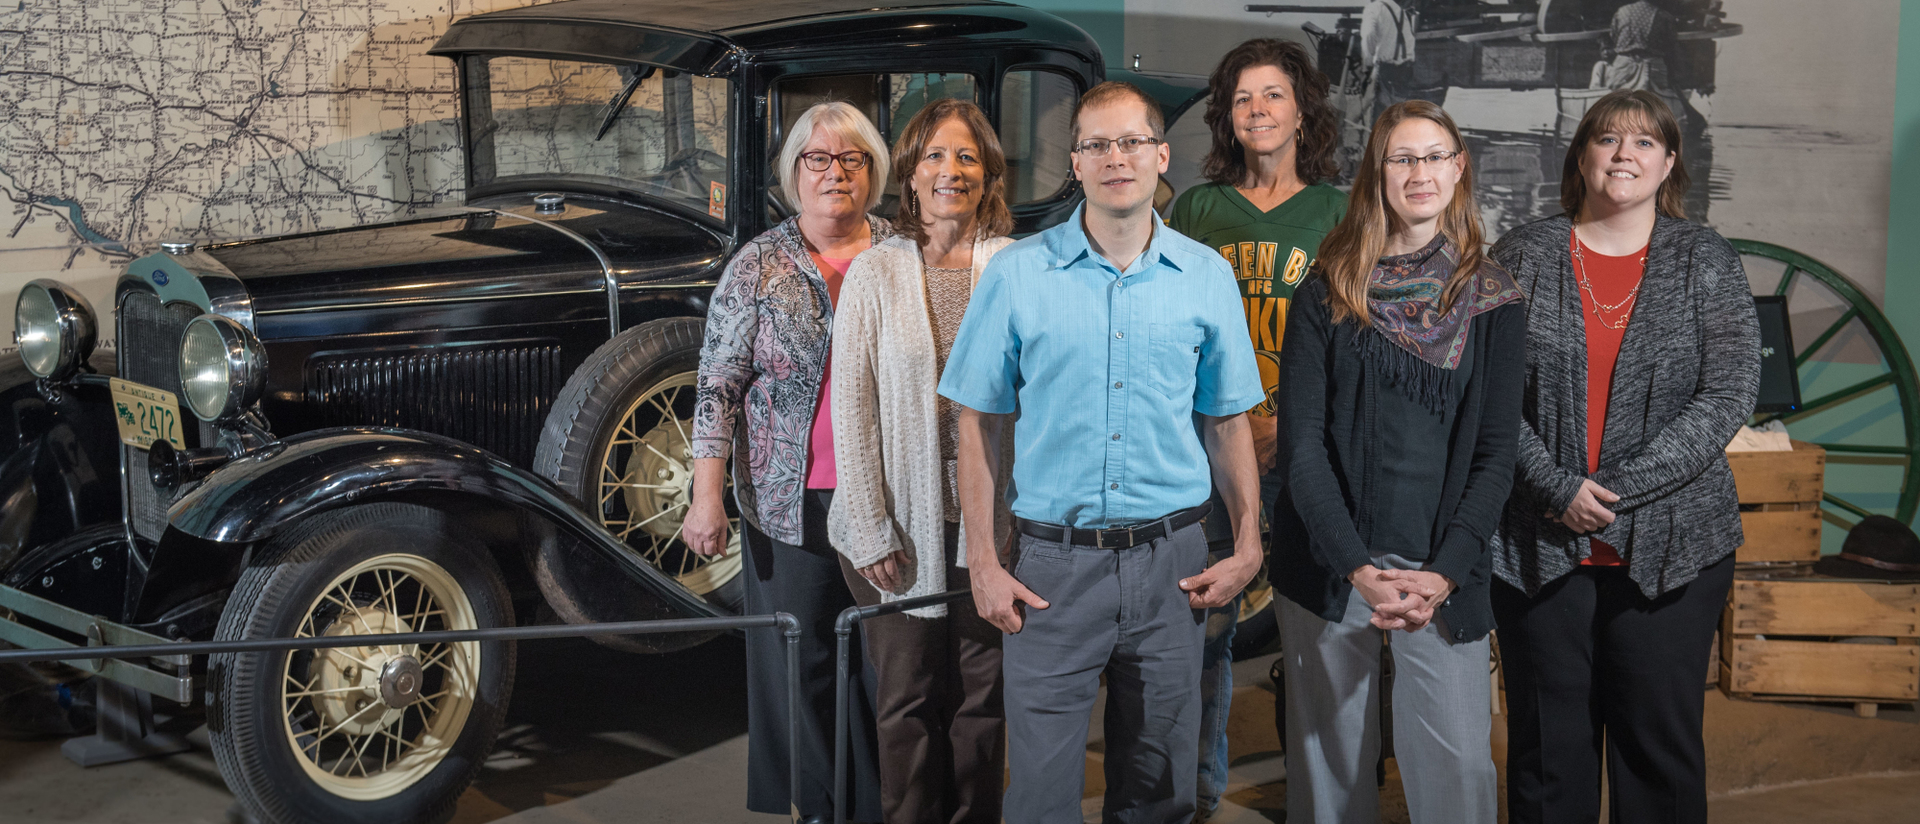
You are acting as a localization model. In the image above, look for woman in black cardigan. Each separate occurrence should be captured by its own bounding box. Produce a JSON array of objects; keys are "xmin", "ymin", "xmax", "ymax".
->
[
  {"xmin": 1488, "ymin": 90, "xmax": 1759, "ymax": 824},
  {"xmin": 1271, "ymin": 100, "xmax": 1525, "ymax": 823}
]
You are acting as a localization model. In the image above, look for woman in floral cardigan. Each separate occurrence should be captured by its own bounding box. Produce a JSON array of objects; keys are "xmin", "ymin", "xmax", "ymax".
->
[{"xmin": 685, "ymin": 101, "xmax": 891, "ymax": 824}]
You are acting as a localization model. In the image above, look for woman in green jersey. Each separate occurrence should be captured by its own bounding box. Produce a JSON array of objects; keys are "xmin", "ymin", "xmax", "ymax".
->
[{"xmin": 1168, "ymin": 36, "xmax": 1348, "ymax": 821}]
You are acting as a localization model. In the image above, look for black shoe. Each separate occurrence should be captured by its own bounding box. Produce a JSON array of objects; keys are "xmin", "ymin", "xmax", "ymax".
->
[{"xmin": 797, "ymin": 815, "xmax": 829, "ymax": 824}]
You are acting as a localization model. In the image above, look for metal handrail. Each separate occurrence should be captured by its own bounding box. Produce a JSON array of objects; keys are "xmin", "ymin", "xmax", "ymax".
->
[
  {"xmin": 0, "ymin": 612, "xmax": 807, "ymax": 818},
  {"xmin": 832, "ymin": 588, "xmax": 978, "ymax": 824}
]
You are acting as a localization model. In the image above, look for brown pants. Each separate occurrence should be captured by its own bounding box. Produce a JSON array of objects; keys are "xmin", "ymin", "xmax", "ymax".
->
[{"xmin": 839, "ymin": 523, "xmax": 1005, "ymax": 824}]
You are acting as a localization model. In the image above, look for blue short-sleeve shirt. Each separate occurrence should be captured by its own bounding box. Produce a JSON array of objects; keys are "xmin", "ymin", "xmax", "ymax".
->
[{"xmin": 938, "ymin": 204, "xmax": 1264, "ymax": 528}]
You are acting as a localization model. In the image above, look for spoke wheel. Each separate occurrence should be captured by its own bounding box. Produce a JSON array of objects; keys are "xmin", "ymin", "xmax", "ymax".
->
[
  {"xmin": 210, "ymin": 503, "xmax": 514, "ymax": 824},
  {"xmin": 537, "ymin": 316, "xmax": 746, "ymax": 637},
  {"xmin": 1733, "ymin": 240, "xmax": 1919, "ymax": 533},
  {"xmin": 595, "ymin": 370, "xmax": 741, "ymax": 597},
  {"xmin": 282, "ymin": 553, "xmax": 479, "ymax": 799}
]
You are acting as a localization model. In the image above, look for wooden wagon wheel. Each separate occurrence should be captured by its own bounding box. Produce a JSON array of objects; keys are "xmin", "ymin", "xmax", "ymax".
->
[{"xmin": 1733, "ymin": 239, "xmax": 1920, "ymax": 530}]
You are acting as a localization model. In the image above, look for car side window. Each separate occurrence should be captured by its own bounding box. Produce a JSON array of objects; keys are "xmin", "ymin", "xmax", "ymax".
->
[
  {"xmin": 473, "ymin": 57, "xmax": 731, "ymax": 219},
  {"xmin": 999, "ymin": 69, "xmax": 1077, "ymax": 204},
  {"xmin": 767, "ymin": 72, "xmax": 978, "ymax": 221}
]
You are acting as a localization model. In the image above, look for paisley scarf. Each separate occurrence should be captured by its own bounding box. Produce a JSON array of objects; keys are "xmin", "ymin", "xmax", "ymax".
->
[{"xmin": 1360, "ymin": 234, "xmax": 1523, "ymax": 412}]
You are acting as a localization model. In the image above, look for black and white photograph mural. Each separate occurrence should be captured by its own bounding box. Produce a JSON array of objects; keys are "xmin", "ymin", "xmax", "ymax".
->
[
  {"xmin": 1147, "ymin": 0, "xmax": 1893, "ymax": 285},
  {"xmin": 1140, "ymin": 0, "xmax": 1911, "ymax": 543},
  {"xmin": 1279, "ymin": 0, "xmax": 1740, "ymax": 232}
]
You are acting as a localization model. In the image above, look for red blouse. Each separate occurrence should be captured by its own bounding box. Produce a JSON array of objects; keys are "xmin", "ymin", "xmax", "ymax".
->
[{"xmin": 1573, "ymin": 235, "xmax": 1646, "ymax": 567}]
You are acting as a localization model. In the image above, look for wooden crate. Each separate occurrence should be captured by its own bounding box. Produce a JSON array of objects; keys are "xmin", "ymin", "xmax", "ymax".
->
[
  {"xmin": 1728, "ymin": 440, "xmax": 1825, "ymax": 504},
  {"xmin": 1737, "ymin": 505, "xmax": 1823, "ymax": 562},
  {"xmin": 1721, "ymin": 578, "xmax": 1920, "ymax": 714},
  {"xmin": 1720, "ymin": 636, "xmax": 1919, "ymax": 702},
  {"xmin": 1728, "ymin": 441, "xmax": 1825, "ymax": 563},
  {"xmin": 1728, "ymin": 579, "xmax": 1920, "ymax": 637}
]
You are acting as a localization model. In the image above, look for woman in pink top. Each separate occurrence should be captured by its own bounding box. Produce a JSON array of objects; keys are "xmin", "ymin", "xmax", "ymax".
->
[{"xmin": 686, "ymin": 101, "xmax": 893, "ymax": 824}]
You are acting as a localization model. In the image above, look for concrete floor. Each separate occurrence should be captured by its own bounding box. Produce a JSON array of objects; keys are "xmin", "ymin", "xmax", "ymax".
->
[{"xmin": 1, "ymin": 637, "xmax": 1917, "ymax": 823}]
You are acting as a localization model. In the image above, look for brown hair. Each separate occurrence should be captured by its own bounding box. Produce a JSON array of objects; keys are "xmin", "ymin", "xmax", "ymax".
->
[
  {"xmin": 891, "ymin": 99, "xmax": 1013, "ymax": 245},
  {"xmin": 1559, "ymin": 89, "xmax": 1689, "ymax": 220},
  {"xmin": 1315, "ymin": 100, "xmax": 1487, "ymax": 326},
  {"xmin": 1200, "ymin": 38, "xmax": 1339, "ymax": 187},
  {"xmin": 1070, "ymin": 81, "xmax": 1164, "ymax": 142}
]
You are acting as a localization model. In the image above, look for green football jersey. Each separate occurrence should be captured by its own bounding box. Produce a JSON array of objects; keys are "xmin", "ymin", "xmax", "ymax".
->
[{"xmin": 1168, "ymin": 181, "xmax": 1347, "ymax": 414}]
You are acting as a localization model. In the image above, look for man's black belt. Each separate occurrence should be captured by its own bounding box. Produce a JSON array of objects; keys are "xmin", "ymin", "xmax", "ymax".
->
[{"xmin": 1016, "ymin": 502, "xmax": 1212, "ymax": 550}]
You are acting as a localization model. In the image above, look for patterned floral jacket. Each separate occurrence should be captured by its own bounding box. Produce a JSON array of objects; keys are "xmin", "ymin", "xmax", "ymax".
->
[{"xmin": 691, "ymin": 215, "xmax": 894, "ymax": 545}]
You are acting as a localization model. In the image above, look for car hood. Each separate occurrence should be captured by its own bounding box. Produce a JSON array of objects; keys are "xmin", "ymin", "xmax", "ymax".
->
[{"xmin": 203, "ymin": 196, "xmax": 726, "ymax": 318}]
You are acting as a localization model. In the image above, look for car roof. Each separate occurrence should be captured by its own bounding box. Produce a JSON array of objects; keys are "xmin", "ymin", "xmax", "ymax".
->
[
  {"xmin": 430, "ymin": 0, "xmax": 1100, "ymax": 74},
  {"xmin": 456, "ymin": 0, "xmax": 1000, "ymax": 34}
]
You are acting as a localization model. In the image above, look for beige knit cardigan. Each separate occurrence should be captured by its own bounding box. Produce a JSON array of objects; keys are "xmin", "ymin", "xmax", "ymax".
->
[{"xmin": 827, "ymin": 233, "xmax": 1016, "ymax": 618}]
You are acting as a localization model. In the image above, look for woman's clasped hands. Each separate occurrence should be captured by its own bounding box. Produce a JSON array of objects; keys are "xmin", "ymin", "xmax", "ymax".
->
[
  {"xmin": 1349, "ymin": 564, "xmax": 1456, "ymax": 632},
  {"xmin": 1549, "ymin": 478, "xmax": 1621, "ymax": 534}
]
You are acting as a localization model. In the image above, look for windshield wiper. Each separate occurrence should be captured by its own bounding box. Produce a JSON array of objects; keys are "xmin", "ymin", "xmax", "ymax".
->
[{"xmin": 595, "ymin": 64, "xmax": 654, "ymax": 141}]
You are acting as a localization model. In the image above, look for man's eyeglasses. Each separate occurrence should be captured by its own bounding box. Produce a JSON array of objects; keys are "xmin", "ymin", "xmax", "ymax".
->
[
  {"xmin": 1382, "ymin": 150, "xmax": 1461, "ymax": 169},
  {"xmin": 1071, "ymin": 135, "xmax": 1164, "ymax": 156},
  {"xmin": 799, "ymin": 151, "xmax": 871, "ymax": 172}
]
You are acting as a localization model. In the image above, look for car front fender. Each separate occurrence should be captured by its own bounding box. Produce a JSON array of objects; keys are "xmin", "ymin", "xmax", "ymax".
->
[{"xmin": 167, "ymin": 427, "xmax": 725, "ymax": 623}]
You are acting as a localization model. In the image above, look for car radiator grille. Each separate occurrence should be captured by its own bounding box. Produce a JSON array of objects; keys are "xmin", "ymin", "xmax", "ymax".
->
[
  {"xmin": 306, "ymin": 345, "xmax": 563, "ymax": 468},
  {"xmin": 118, "ymin": 291, "xmax": 212, "ymax": 542}
]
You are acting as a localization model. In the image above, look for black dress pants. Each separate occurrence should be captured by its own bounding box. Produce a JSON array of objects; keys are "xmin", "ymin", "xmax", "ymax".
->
[
  {"xmin": 1492, "ymin": 552, "xmax": 1734, "ymax": 824},
  {"xmin": 741, "ymin": 489, "xmax": 884, "ymax": 821}
]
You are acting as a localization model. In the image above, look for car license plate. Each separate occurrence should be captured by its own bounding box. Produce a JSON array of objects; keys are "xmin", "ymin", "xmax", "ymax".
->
[{"xmin": 110, "ymin": 378, "xmax": 186, "ymax": 451}]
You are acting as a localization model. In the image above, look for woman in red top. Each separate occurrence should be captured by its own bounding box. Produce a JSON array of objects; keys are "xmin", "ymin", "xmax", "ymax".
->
[
  {"xmin": 1571, "ymin": 218, "xmax": 1640, "ymax": 567},
  {"xmin": 1488, "ymin": 91, "xmax": 1760, "ymax": 823}
]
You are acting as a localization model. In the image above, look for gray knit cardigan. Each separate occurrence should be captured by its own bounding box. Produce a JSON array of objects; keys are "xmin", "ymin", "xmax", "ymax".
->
[{"xmin": 1488, "ymin": 214, "xmax": 1761, "ymax": 598}]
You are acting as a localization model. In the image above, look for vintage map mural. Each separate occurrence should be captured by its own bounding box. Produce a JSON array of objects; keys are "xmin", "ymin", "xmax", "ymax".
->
[{"xmin": 0, "ymin": 0, "xmax": 554, "ymax": 319}]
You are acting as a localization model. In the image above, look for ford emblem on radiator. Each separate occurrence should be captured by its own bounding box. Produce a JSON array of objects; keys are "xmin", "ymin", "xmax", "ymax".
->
[{"xmin": 151, "ymin": 270, "xmax": 169, "ymax": 286}]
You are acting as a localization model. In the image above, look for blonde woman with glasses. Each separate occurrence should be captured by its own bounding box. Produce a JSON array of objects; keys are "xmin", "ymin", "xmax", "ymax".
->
[{"xmin": 687, "ymin": 101, "xmax": 891, "ymax": 824}]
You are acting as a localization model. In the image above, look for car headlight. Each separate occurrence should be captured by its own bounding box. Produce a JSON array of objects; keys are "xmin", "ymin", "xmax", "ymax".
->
[
  {"xmin": 179, "ymin": 314, "xmax": 265, "ymax": 422},
  {"xmin": 13, "ymin": 280, "xmax": 97, "ymax": 380}
]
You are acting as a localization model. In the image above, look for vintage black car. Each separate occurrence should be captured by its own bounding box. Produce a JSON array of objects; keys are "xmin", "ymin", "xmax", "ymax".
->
[{"xmin": 0, "ymin": 1, "xmax": 1206, "ymax": 822}]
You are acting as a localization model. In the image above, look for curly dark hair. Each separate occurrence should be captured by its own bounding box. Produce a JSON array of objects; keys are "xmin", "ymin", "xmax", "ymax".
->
[{"xmin": 1200, "ymin": 39, "xmax": 1339, "ymax": 187}]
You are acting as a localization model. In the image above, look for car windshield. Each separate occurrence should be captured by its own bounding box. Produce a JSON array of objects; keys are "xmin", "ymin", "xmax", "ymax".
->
[{"xmin": 466, "ymin": 55, "xmax": 732, "ymax": 220}]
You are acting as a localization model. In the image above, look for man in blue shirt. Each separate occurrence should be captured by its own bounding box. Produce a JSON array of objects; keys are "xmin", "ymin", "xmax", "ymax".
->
[{"xmin": 939, "ymin": 81, "xmax": 1266, "ymax": 823}]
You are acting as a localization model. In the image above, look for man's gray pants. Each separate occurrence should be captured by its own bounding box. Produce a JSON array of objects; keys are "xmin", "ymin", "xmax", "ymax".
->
[
  {"xmin": 1002, "ymin": 521, "xmax": 1209, "ymax": 824},
  {"xmin": 1278, "ymin": 591, "xmax": 1497, "ymax": 824}
]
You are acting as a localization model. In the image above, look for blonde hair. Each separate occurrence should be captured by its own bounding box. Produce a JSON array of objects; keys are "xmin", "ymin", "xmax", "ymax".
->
[
  {"xmin": 1314, "ymin": 100, "xmax": 1488, "ymax": 326},
  {"xmin": 776, "ymin": 102, "xmax": 891, "ymax": 213},
  {"xmin": 1070, "ymin": 81, "xmax": 1164, "ymax": 141}
]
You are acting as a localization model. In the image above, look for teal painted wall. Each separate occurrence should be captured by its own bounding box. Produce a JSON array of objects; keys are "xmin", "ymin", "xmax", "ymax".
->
[
  {"xmin": 1894, "ymin": 4, "xmax": 1920, "ymax": 381},
  {"xmin": 1013, "ymin": 0, "xmax": 1125, "ymax": 68},
  {"xmin": 1887, "ymin": 2, "xmax": 1919, "ymax": 527}
]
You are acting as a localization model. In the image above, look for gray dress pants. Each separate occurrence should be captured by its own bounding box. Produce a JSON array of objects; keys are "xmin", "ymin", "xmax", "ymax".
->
[
  {"xmin": 1278, "ymin": 590, "xmax": 1496, "ymax": 824},
  {"xmin": 1002, "ymin": 520, "xmax": 1209, "ymax": 824}
]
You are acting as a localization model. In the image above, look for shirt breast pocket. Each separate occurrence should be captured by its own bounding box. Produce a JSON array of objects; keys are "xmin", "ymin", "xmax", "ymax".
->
[{"xmin": 1148, "ymin": 323, "xmax": 1206, "ymax": 400}]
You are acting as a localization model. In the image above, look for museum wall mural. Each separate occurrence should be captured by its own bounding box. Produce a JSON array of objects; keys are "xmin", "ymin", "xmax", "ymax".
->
[
  {"xmin": 0, "ymin": 1, "xmax": 1899, "ymax": 304},
  {"xmin": 0, "ymin": 0, "xmax": 558, "ymax": 321},
  {"xmin": 0, "ymin": 0, "xmax": 1912, "ymax": 530}
]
